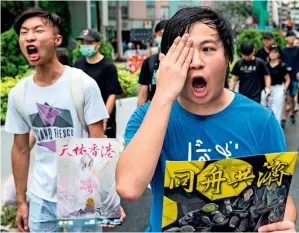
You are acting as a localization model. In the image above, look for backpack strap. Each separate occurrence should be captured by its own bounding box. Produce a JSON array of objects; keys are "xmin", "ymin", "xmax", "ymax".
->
[
  {"xmin": 12, "ymin": 78, "xmax": 30, "ymax": 125},
  {"xmin": 69, "ymin": 68, "xmax": 88, "ymax": 132}
]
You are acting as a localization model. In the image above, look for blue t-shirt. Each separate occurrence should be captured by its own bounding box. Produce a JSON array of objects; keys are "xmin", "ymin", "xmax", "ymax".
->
[{"xmin": 124, "ymin": 93, "xmax": 286, "ymax": 232}]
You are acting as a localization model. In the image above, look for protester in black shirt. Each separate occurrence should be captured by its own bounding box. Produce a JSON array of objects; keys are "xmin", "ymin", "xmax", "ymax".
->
[
  {"xmin": 137, "ymin": 20, "xmax": 168, "ymax": 106},
  {"xmin": 74, "ymin": 29, "xmax": 123, "ymax": 138},
  {"xmin": 230, "ymin": 42, "xmax": 271, "ymax": 103},
  {"xmin": 282, "ymin": 31, "xmax": 299, "ymax": 125},
  {"xmin": 256, "ymin": 32, "xmax": 274, "ymax": 62},
  {"xmin": 262, "ymin": 45, "xmax": 290, "ymax": 124}
]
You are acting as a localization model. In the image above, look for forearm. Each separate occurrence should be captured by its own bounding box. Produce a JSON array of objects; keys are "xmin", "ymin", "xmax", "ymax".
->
[
  {"xmin": 106, "ymin": 95, "xmax": 117, "ymax": 115},
  {"xmin": 137, "ymin": 94, "xmax": 147, "ymax": 107},
  {"xmin": 229, "ymin": 76, "xmax": 237, "ymax": 91},
  {"xmin": 12, "ymin": 145, "xmax": 30, "ymax": 204},
  {"xmin": 264, "ymin": 75, "xmax": 271, "ymax": 89},
  {"xmin": 284, "ymin": 75, "xmax": 291, "ymax": 91},
  {"xmin": 284, "ymin": 195, "xmax": 297, "ymax": 223},
  {"xmin": 137, "ymin": 86, "xmax": 148, "ymax": 107},
  {"xmin": 116, "ymin": 95, "xmax": 172, "ymax": 200}
]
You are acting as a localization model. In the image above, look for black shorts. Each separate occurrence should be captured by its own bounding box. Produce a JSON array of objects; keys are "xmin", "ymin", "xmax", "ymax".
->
[{"xmin": 105, "ymin": 122, "xmax": 116, "ymax": 138}]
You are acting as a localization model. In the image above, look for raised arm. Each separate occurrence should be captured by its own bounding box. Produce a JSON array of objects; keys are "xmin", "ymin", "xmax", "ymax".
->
[{"xmin": 116, "ymin": 34, "xmax": 194, "ymax": 200}]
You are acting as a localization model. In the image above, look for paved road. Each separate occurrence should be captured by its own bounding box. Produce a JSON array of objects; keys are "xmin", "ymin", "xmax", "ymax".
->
[{"xmin": 1, "ymin": 114, "xmax": 299, "ymax": 232}]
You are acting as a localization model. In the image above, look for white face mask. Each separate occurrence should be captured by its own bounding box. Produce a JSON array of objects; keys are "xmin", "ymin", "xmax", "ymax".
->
[{"xmin": 155, "ymin": 37, "xmax": 162, "ymax": 48}]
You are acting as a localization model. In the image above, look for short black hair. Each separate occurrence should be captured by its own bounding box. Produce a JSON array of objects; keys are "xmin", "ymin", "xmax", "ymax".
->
[
  {"xmin": 240, "ymin": 42, "xmax": 254, "ymax": 56},
  {"xmin": 161, "ymin": 7, "xmax": 234, "ymax": 63},
  {"xmin": 14, "ymin": 8, "xmax": 62, "ymax": 36},
  {"xmin": 155, "ymin": 20, "xmax": 168, "ymax": 33}
]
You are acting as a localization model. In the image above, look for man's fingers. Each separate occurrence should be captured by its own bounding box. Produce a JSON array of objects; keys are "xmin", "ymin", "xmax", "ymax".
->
[
  {"xmin": 16, "ymin": 216, "xmax": 25, "ymax": 232},
  {"xmin": 170, "ymin": 34, "xmax": 189, "ymax": 63},
  {"xmin": 176, "ymin": 37, "xmax": 193, "ymax": 67},
  {"xmin": 159, "ymin": 53, "xmax": 166, "ymax": 62},
  {"xmin": 23, "ymin": 216, "xmax": 29, "ymax": 232},
  {"xmin": 165, "ymin": 36, "xmax": 181, "ymax": 59},
  {"xmin": 182, "ymin": 47, "xmax": 194, "ymax": 73},
  {"xmin": 258, "ymin": 221, "xmax": 294, "ymax": 232}
]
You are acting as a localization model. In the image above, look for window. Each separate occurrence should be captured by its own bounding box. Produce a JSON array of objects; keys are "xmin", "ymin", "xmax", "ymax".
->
[
  {"xmin": 108, "ymin": 6, "xmax": 128, "ymax": 20},
  {"xmin": 122, "ymin": 6, "xmax": 128, "ymax": 19},
  {"xmin": 160, "ymin": 6, "xmax": 169, "ymax": 19},
  {"xmin": 147, "ymin": 6, "xmax": 155, "ymax": 19},
  {"xmin": 108, "ymin": 6, "xmax": 116, "ymax": 20}
]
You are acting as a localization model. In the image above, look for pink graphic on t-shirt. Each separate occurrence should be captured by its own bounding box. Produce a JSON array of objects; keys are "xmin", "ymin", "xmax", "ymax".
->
[
  {"xmin": 36, "ymin": 103, "xmax": 61, "ymax": 126},
  {"xmin": 37, "ymin": 141, "xmax": 56, "ymax": 152}
]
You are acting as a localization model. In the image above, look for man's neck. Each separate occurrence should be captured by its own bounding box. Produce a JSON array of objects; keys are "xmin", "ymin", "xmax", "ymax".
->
[
  {"xmin": 264, "ymin": 46, "xmax": 270, "ymax": 53},
  {"xmin": 178, "ymin": 89, "xmax": 235, "ymax": 116},
  {"xmin": 86, "ymin": 53, "xmax": 104, "ymax": 64},
  {"xmin": 287, "ymin": 43, "xmax": 294, "ymax": 48},
  {"xmin": 34, "ymin": 57, "xmax": 65, "ymax": 87}
]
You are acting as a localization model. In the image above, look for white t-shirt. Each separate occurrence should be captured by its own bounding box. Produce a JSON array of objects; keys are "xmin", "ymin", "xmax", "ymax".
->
[{"xmin": 5, "ymin": 66, "xmax": 109, "ymax": 202}]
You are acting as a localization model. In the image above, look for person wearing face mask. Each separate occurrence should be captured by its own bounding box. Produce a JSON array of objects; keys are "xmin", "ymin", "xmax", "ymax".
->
[
  {"xmin": 74, "ymin": 29, "xmax": 123, "ymax": 138},
  {"xmin": 137, "ymin": 20, "xmax": 168, "ymax": 106}
]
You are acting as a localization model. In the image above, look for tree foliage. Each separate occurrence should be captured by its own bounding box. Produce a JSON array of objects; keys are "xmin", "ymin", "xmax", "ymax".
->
[
  {"xmin": 1, "ymin": 28, "xmax": 29, "ymax": 77},
  {"xmin": 235, "ymin": 29, "xmax": 286, "ymax": 57},
  {"xmin": 38, "ymin": 1, "xmax": 71, "ymax": 47},
  {"xmin": 1, "ymin": 1, "xmax": 31, "ymax": 33}
]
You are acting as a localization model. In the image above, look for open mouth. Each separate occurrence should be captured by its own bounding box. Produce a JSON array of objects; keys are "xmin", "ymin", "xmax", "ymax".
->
[
  {"xmin": 192, "ymin": 77, "xmax": 207, "ymax": 91},
  {"xmin": 191, "ymin": 77, "xmax": 208, "ymax": 97},
  {"xmin": 26, "ymin": 45, "xmax": 40, "ymax": 61}
]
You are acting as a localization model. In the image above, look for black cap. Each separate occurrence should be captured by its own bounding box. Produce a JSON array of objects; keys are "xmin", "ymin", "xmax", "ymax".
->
[
  {"xmin": 269, "ymin": 44, "xmax": 283, "ymax": 58},
  {"xmin": 76, "ymin": 29, "xmax": 101, "ymax": 42},
  {"xmin": 240, "ymin": 42, "xmax": 254, "ymax": 55},
  {"xmin": 263, "ymin": 32, "xmax": 274, "ymax": 39},
  {"xmin": 286, "ymin": 31, "xmax": 296, "ymax": 37}
]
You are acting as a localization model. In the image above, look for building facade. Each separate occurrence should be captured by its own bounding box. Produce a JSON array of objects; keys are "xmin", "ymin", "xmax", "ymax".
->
[{"xmin": 69, "ymin": 0, "xmax": 214, "ymax": 42}]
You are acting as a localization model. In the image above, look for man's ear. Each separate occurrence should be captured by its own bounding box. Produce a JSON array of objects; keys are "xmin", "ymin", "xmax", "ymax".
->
[
  {"xmin": 96, "ymin": 42, "xmax": 101, "ymax": 51},
  {"xmin": 55, "ymin": 34, "xmax": 63, "ymax": 47}
]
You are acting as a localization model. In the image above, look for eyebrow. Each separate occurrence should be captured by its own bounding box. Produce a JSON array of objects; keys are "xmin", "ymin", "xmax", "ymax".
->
[
  {"xmin": 199, "ymin": 39, "xmax": 220, "ymax": 46},
  {"xmin": 21, "ymin": 25, "xmax": 46, "ymax": 30}
]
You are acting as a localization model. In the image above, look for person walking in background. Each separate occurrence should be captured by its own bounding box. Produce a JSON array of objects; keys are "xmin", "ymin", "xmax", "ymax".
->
[
  {"xmin": 230, "ymin": 42, "xmax": 271, "ymax": 103},
  {"xmin": 256, "ymin": 32, "xmax": 274, "ymax": 62},
  {"xmin": 281, "ymin": 31, "xmax": 299, "ymax": 127},
  {"xmin": 261, "ymin": 45, "xmax": 290, "ymax": 122},
  {"xmin": 74, "ymin": 29, "xmax": 123, "ymax": 138},
  {"xmin": 137, "ymin": 20, "xmax": 168, "ymax": 106}
]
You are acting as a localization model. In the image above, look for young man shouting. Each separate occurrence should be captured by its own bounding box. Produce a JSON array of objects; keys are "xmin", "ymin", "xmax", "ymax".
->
[
  {"xmin": 116, "ymin": 7, "xmax": 296, "ymax": 233},
  {"xmin": 5, "ymin": 8, "xmax": 119, "ymax": 232}
]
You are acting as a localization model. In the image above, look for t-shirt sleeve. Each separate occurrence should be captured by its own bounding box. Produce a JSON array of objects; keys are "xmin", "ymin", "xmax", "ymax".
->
[
  {"xmin": 138, "ymin": 58, "xmax": 151, "ymax": 85},
  {"xmin": 260, "ymin": 113, "xmax": 286, "ymax": 153},
  {"xmin": 82, "ymin": 72, "xmax": 109, "ymax": 125},
  {"xmin": 124, "ymin": 104, "xmax": 149, "ymax": 146},
  {"xmin": 282, "ymin": 64, "xmax": 289, "ymax": 76},
  {"xmin": 231, "ymin": 61, "xmax": 240, "ymax": 76},
  {"xmin": 5, "ymin": 88, "xmax": 30, "ymax": 134},
  {"xmin": 106, "ymin": 64, "xmax": 123, "ymax": 96}
]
